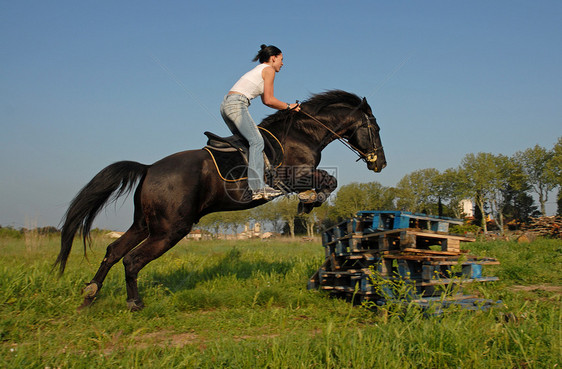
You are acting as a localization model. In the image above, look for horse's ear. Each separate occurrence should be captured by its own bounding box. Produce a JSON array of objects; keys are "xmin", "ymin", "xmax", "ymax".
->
[
  {"xmin": 360, "ymin": 97, "xmax": 368, "ymax": 110},
  {"xmin": 361, "ymin": 97, "xmax": 374, "ymax": 114}
]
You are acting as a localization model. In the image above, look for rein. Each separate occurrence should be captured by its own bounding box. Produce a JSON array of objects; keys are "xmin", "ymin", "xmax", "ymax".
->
[{"xmin": 298, "ymin": 108, "xmax": 381, "ymax": 163}]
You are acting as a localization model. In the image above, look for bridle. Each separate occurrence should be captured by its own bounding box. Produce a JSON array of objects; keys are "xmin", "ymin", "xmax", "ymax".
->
[{"xmin": 298, "ymin": 105, "xmax": 383, "ymax": 165}]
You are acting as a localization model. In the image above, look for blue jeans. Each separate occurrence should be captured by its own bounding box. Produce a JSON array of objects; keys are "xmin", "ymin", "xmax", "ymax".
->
[{"xmin": 220, "ymin": 94, "xmax": 265, "ymax": 191}]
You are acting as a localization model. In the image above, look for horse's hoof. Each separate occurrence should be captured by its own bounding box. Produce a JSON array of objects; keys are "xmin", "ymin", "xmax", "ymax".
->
[
  {"xmin": 298, "ymin": 190, "xmax": 317, "ymax": 204},
  {"xmin": 82, "ymin": 282, "xmax": 99, "ymax": 298},
  {"xmin": 77, "ymin": 296, "xmax": 95, "ymax": 311},
  {"xmin": 127, "ymin": 299, "xmax": 145, "ymax": 312}
]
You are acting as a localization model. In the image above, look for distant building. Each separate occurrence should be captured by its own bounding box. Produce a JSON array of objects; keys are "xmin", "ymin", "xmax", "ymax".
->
[
  {"xmin": 186, "ymin": 229, "xmax": 203, "ymax": 240},
  {"xmin": 239, "ymin": 222, "xmax": 262, "ymax": 239},
  {"xmin": 185, "ymin": 229, "xmax": 212, "ymax": 240},
  {"xmin": 460, "ymin": 199, "xmax": 474, "ymax": 217},
  {"xmin": 200, "ymin": 222, "xmax": 265, "ymax": 240}
]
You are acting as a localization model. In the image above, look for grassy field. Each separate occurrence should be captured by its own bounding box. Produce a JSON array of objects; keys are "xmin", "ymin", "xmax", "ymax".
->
[{"xmin": 0, "ymin": 234, "xmax": 561, "ymax": 368}]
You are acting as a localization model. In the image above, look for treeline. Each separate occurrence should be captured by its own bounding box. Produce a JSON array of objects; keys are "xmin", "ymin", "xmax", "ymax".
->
[
  {"xmin": 0, "ymin": 226, "xmax": 113, "ymax": 239},
  {"xmin": 2, "ymin": 138, "xmax": 560, "ymax": 239},
  {"xmin": 0, "ymin": 226, "xmax": 60, "ymax": 238},
  {"xmin": 197, "ymin": 137, "xmax": 562, "ymax": 236}
]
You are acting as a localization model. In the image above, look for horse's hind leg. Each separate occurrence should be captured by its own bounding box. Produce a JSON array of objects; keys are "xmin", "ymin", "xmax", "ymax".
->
[
  {"xmin": 122, "ymin": 226, "xmax": 191, "ymax": 311},
  {"xmin": 79, "ymin": 216, "xmax": 148, "ymax": 310}
]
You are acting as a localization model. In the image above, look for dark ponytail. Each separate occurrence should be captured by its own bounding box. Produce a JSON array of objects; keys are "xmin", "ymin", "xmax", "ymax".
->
[{"xmin": 252, "ymin": 44, "xmax": 282, "ymax": 63}]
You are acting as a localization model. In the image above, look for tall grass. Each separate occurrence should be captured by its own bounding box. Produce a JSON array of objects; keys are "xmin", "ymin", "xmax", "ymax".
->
[{"xmin": 0, "ymin": 235, "xmax": 560, "ymax": 368}]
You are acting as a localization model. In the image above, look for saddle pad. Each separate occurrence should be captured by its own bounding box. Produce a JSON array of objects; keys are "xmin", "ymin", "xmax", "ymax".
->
[{"xmin": 204, "ymin": 127, "xmax": 284, "ymax": 182}]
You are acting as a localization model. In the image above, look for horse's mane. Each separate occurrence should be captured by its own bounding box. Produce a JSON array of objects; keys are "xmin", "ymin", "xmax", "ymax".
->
[
  {"xmin": 300, "ymin": 89, "xmax": 363, "ymax": 115},
  {"xmin": 259, "ymin": 90, "xmax": 363, "ymax": 134}
]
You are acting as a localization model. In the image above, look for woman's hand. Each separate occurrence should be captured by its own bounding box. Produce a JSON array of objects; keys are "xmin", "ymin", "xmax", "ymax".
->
[{"xmin": 288, "ymin": 103, "xmax": 300, "ymax": 112}]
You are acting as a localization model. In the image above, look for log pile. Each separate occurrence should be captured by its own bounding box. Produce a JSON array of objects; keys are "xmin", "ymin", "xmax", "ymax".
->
[{"xmin": 521, "ymin": 216, "xmax": 562, "ymax": 238}]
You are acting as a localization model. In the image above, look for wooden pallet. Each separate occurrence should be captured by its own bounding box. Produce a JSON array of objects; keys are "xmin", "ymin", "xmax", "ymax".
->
[
  {"xmin": 309, "ymin": 212, "xmax": 499, "ymax": 306},
  {"xmin": 357, "ymin": 210, "xmax": 464, "ymax": 233},
  {"xmin": 322, "ymin": 211, "xmax": 465, "ymax": 244},
  {"xmin": 324, "ymin": 228, "xmax": 475, "ymax": 256},
  {"xmin": 310, "ymin": 253, "xmax": 499, "ymax": 296}
]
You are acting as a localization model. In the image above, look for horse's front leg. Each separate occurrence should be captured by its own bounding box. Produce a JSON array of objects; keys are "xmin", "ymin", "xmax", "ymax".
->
[{"xmin": 293, "ymin": 169, "xmax": 338, "ymax": 214}]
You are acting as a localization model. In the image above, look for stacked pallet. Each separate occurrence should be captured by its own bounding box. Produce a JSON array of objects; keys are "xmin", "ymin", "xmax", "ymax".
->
[{"xmin": 308, "ymin": 211, "xmax": 500, "ymax": 307}]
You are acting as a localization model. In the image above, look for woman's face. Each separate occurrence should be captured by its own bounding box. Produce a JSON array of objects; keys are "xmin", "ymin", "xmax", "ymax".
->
[{"xmin": 270, "ymin": 53, "xmax": 284, "ymax": 72}]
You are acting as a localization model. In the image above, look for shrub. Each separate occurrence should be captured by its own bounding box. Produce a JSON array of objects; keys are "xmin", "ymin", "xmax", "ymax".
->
[
  {"xmin": 0, "ymin": 226, "xmax": 23, "ymax": 239},
  {"xmin": 450, "ymin": 223, "xmax": 481, "ymax": 235}
]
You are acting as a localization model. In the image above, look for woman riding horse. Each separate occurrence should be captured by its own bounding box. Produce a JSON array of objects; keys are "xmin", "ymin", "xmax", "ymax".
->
[{"xmin": 55, "ymin": 90, "xmax": 386, "ymax": 311}]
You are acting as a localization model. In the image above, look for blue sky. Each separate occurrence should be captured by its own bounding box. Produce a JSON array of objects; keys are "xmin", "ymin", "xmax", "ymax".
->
[{"xmin": 1, "ymin": 1, "xmax": 561, "ymax": 230}]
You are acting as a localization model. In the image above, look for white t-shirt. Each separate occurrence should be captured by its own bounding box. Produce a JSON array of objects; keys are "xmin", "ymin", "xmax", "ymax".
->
[{"xmin": 230, "ymin": 63, "xmax": 271, "ymax": 100}]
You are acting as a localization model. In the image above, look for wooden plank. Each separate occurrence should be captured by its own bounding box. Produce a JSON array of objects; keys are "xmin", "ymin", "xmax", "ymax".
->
[
  {"xmin": 401, "ymin": 247, "xmax": 462, "ymax": 256},
  {"xmin": 410, "ymin": 294, "xmax": 479, "ymax": 303},
  {"xmin": 406, "ymin": 230, "xmax": 475, "ymax": 242},
  {"xmin": 323, "ymin": 233, "xmax": 363, "ymax": 247},
  {"xmin": 418, "ymin": 276, "xmax": 499, "ymax": 286},
  {"xmin": 346, "ymin": 254, "xmax": 364, "ymax": 260},
  {"xmin": 329, "ymin": 253, "xmax": 340, "ymax": 270},
  {"xmin": 384, "ymin": 254, "xmax": 436, "ymax": 261},
  {"xmin": 349, "ymin": 237, "xmax": 362, "ymax": 252},
  {"xmin": 383, "ymin": 252, "xmax": 459, "ymax": 261},
  {"xmin": 378, "ymin": 236, "xmax": 390, "ymax": 251},
  {"xmin": 400, "ymin": 231, "xmax": 417, "ymax": 249},
  {"xmin": 358, "ymin": 249, "xmax": 392, "ymax": 255},
  {"xmin": 442, "ymin": 238, "xmax": 460, "ymax": 252},
  {"xmin": 359, "ymin": 228, "xmax": 475, "ymax": 242},
  {"xmin": 377, "ymin": 258, "xmax": 394, "ymax": 277},
  {"xmin": 424, "ymin": 259, "xmax": 500, "ymax": 266}
]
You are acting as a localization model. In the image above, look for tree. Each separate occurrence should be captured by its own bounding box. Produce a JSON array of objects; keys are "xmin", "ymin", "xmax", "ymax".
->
[
  {"xmin": 459, "ymin": 153, "xmax": 503, "ymax": 233},
  {"xmin": 395, "ymin": 169, "xmax": 441, "ymax": 214},
  {"xmin": 438, "ymin": 168, "xmax": 468, "ymax": 218},
  {"xmin": 500, "ymin": 183, "xmax": 540, "ymax": 223},
  {"xmin": 331, "ymin": 182, "xmax": 395, "ymax": 221},
  {"xmin": 487, "ymin": 154, "xmax": 523, "ymax": 233},
  {"xmin": 514, "ymin": 144, "xmax": 556, "ymax": 216},
  {"xmin": 459, "ymin": 152, "xmax": 533, "ymax": 233},
  {"xmin": 221, "ymin": 210, "xmax": 252, "ymax": 235},
  {"xmin": 274, "ymin": 197, "xmax": 300, "ymax": 237},
  {"xmin": 198, "ymin": 212, "xmax": 225, "ymax": 236},
  {"xmin": 253, "ymin": 201, "xmax": 284, "ymax": 233},
  {"xmin": 495, "ymin": 156, "xmax": 539, "ymax": 224},
  {"xmin": 295, "ymin": 213, "xmax": 316, "ymax": 237},
  {"xmin": 546, "ymin": 137, "xmax": 562, "ymax": 215},
  {"xmin": 547, "ymin": 137, "xmax": 562, "ymax": 184},
  {"xmin": 313, "ymin": 201, "xmax": 336, "ymax": 230}
]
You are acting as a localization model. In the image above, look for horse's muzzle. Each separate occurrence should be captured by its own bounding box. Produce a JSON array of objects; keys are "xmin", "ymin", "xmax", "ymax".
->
[{"xmin": 366, "ymin": 154, "xmax": 386, "ymax": 172}]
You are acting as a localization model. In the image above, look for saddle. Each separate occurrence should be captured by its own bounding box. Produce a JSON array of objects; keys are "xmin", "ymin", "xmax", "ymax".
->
[{"xmin": 203, "ymin": 127, "xmax": 284, "ymax": 182}]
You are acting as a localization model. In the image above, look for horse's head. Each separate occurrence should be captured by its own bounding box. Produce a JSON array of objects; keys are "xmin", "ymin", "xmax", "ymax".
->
[
  {"xmin": 263, "ymin": 90, "xmax": 387, "ymax": 173},
  {"xmin": 343, "ymin": 97, "xmax": 387, "ymax": 173}
]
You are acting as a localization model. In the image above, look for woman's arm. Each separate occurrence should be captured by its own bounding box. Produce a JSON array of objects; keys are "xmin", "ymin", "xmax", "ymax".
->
[{"xmin": 261, "ymin": 66, "xmax": 300, "ymax": 111}]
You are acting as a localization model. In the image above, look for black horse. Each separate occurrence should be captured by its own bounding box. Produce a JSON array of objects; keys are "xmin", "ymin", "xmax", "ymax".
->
[{"xmin": 55, "ymin": 90, "xmax": 386, "ymax": 310}]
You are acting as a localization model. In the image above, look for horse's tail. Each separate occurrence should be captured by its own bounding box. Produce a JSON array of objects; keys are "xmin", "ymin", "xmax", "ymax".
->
[{"xmin": 55, "ymin": 161, "xmax": 149, "ymax": 275}]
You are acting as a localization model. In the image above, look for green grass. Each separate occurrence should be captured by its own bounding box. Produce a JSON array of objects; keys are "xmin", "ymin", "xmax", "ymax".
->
[{"xmin": 1, "ymin": 235, "xmax": 561, "ymax": 368}]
